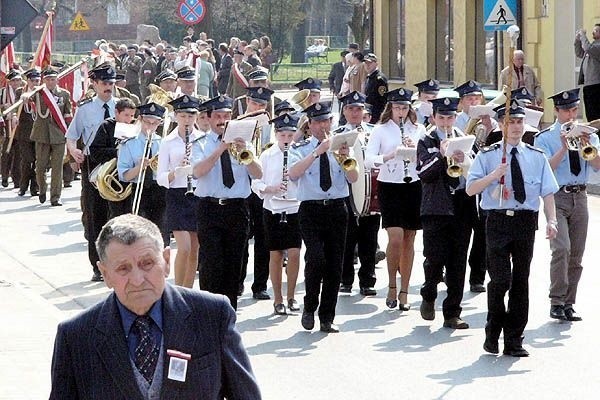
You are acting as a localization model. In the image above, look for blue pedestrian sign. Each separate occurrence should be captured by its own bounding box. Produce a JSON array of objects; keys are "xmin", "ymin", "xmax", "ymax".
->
[
  {"xmin": 484, "ymin": 0, "xmax": 517, "ymax": 31},
  {"xmin": 178, "ymin": 0, "xmax": 206, "ymax": 26}
]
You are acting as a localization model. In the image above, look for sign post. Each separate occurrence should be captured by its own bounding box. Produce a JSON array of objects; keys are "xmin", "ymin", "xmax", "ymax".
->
[
  {"xmin": 69, "ymin": 12, "xmax": 90, "ymax": 32},
  {"xmin": 177, "ymin": 0, "xmax": 207, "ymax": 25},
  {"xmin": 484, "ymin": 0, "xmax": 517, "ymax": 31}
]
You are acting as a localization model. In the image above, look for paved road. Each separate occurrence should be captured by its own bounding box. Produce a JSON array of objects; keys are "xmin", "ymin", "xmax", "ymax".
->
[{"xmin": 1, "ymin": 174, "xmax": 600, "ymax": 399}]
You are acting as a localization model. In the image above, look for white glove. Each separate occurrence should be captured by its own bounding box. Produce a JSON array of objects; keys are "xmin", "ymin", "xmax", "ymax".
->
[{"xmin": 174, "ymin": 165, "xmax": 193, "ymax": 178}]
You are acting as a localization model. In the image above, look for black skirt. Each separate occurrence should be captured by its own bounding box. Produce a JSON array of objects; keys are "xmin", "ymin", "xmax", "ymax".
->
[
  {"xmin": 166, "ymin": 188, "xmax": 199, "ymax": 232},
  {"xmin": 378, "ymin": 180, "xmax": 422, "ymax": 230},
  {"xmin": 262, "ymin": 208, "xmax": 302, "ymax": 251}
]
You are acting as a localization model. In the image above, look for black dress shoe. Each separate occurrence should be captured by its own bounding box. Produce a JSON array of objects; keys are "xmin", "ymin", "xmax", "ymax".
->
[
  {"xmin": 443, "ymin": 317, "xmax": 469, "ymax": 329},
  {"xmin": 39, "ymin": 193, "xmax": 46, "ymax": 204},
  {"xmin": 252, "ymin": 290, "xmax": 270, "ymax": 300},
  {"xmin": 51, "ymin": 200, "xmax": 63, "ymax": 207},
  {"xmin": 483, "ymin": 338, "xmax": 499, "ymax": 354},
  {"xmin": 503, "ymin": 346, "xmax": 529, "ymax": 357},
  {"xmin": 1, "ymin": 178, "xmax": 8, "ymax": 187},
  {"xmin": 18, "ymin": 190, "xmax": 26, "ymax": 197},
  {"xmin": 301, "ymin": 311, "xmax": 314, "ymax": 330},
  {"xmin": 30, "ymin": 190, "xmax": 39, "ymax": 196},
  {"xmin": 550, "ymin": 305, "xmax": 566, "ymax": 320},
  {"xmin": 339, "ymin": 284, "xmax": 352, "ymax": 293},
  {"xmin": 319, "ymin": 321, "xmax": 339, "ymax": 333},
  {"xmin": 375, "ymin": 250, "xmax": 386, "ymax": 263},
  {"xmin": 470, "ymin": 283, "xmax": 486, "ymax": 293},
  {"xmin": 91, "ymin": 271, "xmax": 104, "ymax": 282},
  {"xmin": 238, "ymin": 284, "xmax": 244, "ymax": 296},
  {"xmin": 420, "ymin": 299, "xmax": 435, "ymax": 320},
  {"xmin": 359, "ymin": 286, "xmax": 377, "ymax": 296},
  {"xmin": 564, "ymin": 306, "xmax": 582, "ymax": 321}
]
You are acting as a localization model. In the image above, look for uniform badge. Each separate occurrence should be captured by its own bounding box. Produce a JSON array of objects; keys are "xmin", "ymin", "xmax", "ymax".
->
[
  {"xmin": 468, "ymin": 81, "xmax": 474, "ymax": 87},
  {"xmin": 429, "ymin": 80, "xmax": 435, "ymax": 87},
  {"xmin": 521, "ymin": 88, "xmax": 527, "ymax": 95},
  {"xmin": 219, "ymin": 95, "xmax": 225, "ymax": 103},
  {"xmin": 150, "ymin": 104, "xmax": 156, "ymax": 112},
  {"xmin": 107, "ymin": 67, "xmax": 114, "ymax": 75},
  {"xmin": 353, "ymin": 93, "xmax": 359, "ymax": 100},
  {"xmin": 257, "ymin": 87, "xmax": 263, "ymax": 94},
  {"xmin": 308, "ymin": 78, "xmax": 313, "ymax": 84},
  {"xmin": 510, "ymin": 103, "xmax": 517, "ymax": 110},
  {"xmin": 283, "ymin": 115, "xmax": 290, "ymax": 123},
  {"xmin": 399, "ymin": 88, "xmax": 405, "ymax": 96},
  {"xmin": 378, "ymin": 86, "xmax": 386, "ymax": 96},
  {"xmin": 315, "ymin": 103, "xmax": 322, "ymax": 111},
  {"xmin": 183, "ymin": 96, "xmax": 189, "ymax": 103},
  {"xmin": 444, "ymin": 98, "xmax": 450, "ymax": 105},
  {"xmin": 562, "ymin": 91, "xmax": 569, "ymax": 100}
]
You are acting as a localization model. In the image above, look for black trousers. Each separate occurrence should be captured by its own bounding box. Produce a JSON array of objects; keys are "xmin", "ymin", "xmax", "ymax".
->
[
  {"xmin": 583, "ymin": 83, "xmax": 600, "ymax": 122},
  {"xmin": 197, "ymin": 198, "xmax": 250, "ymax": 310},
  {"xmin": 128, "ymin": 182, "xmax": 168, "ymax": 246},
  {"xmin": 468, "ymin": 206, "xmax": 487, "ymax": 285},
  {"xmin": 341, "ymin": 210, "xmax": 380, "ymax": 288},
  {"xmin": 299, "ymin": 200, "xmax": 348, "ymax": 323},
  {"xmin": 240, "ymin": 192, "xmax": 270, "ymax": 293},
  {"xmin": 81, "ymin": 163, "xmax": 110, "ymax": 273},
  {"xmin": 15, "ymin": 140, "xmax": 37, "ymax": 193},
  {"xmin": 420, "ymin": 191, "xmax": 475, "ymax": 320},
  {"xmin": 1, "ymin": 135, "xmax": 20, "ymax": 185},
  {"xmin": 485, "ymin": 210, "xmax": 537, "ymax": 346}
]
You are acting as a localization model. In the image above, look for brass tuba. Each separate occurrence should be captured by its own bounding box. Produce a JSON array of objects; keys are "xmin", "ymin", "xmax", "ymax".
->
[
  {"xmin": 147, "ymin": 84, "xmax": 175, "ymax": 110},
  {"xmin": 96, "ymin": 158, "xmax": 133, "ymax": 202},
  {"xmin": 290, "ymin": 89, "xmax": 312, "ymax": 111}
]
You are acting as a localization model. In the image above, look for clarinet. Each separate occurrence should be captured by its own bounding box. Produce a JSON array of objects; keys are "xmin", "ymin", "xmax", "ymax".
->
[
  {"xmin": 280, "ymin": 143, "xmax": 289, "ymax": 224},
  {"xmin": 399, "ymin": 120, "xmax": 412, "ymax": 183},
  {"xmin": 184, "ymin": 126, "xmax": 194, "ymax": 196}
]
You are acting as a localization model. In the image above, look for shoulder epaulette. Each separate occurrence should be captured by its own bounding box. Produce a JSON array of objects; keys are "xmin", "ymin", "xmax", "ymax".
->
[
  {"xmin": 481, "ymin": 143, "xmax": 501, "ymax": 153},
  {"xmin": 292, "ymin": 139, "xmax": 310, "ymax": 149},
  {"xmin": 534, "ymin": 127, "xmax": 551, "ymax": 138},
  {"xmin": 191, "ymin": 133, "xmax": 206, "ymax": 143},
  {"xmin": 77, "ymin": 97, "xmax": 93, "ymax": 107},
  {"xmin": 525, "ymin": 143, "xmax": 544, "ymax": 153},
  {"xmin": 333, "ymin": 126, "xmax": 346, "ymax": 134},
  {"xmin": 365, "ymin": 123, "xmax": 375, "ymax": 129},
  {"xmin": 120, "ymin": 137, "xmax": 135, "ymax": 145}
]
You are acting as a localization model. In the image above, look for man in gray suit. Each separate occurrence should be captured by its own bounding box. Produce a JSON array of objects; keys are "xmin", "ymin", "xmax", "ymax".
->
[
  {"xmin": 575, "ymin": 24, "xmax": 600, "ymax": 121},
  {"xmin": 49, "ymin": 214, "xmax": 261, "ymax": 400}
]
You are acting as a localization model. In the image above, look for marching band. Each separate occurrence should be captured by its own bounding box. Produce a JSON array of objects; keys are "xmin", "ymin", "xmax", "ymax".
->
[{"xmin": 3, "ymin": 38, "xmax": 600, "ymax": 358}]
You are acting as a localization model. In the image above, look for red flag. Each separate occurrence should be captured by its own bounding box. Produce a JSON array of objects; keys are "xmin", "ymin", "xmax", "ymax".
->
[
  {"xmin": 0, "ymin": 43, "xmax": 16, "ymax": 86},
  {"xmin": 58, "ymin": 68, "xmax": 76, "ymax": 110},
  {"xmin": 33, "ymin": 12, "xmax": 54, "ymax": 69}
]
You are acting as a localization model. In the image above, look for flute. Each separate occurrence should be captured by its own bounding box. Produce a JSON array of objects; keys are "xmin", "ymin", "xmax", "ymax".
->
[
  {"xmin": 399, "ymin": 120, "xmax": 412, "ymax": 183},
  {"xmin": 280, "ymin": 143, "xmax": 289, "ymax": 224},
  {"xmin": 184, "ymin": 125, "xmax": 194, "ymax": 196}
]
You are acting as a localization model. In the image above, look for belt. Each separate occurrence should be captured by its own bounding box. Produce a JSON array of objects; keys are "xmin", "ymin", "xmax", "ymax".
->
[
  {"xmin": 200, "ymin": 197, "xmax": 245, "ymax": 206},
  {"xmin": 560, "ymin": 184, "xmax": 586, "ymax": 193},
  {"xmin": 302, "ymin": 198, "xmax": 345, "ymax": 206},
  {"xmin": 490, "ymin": 209, "xmax": 536, "ymax": 217}
]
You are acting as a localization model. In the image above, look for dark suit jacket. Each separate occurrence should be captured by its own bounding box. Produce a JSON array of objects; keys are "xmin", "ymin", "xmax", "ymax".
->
[
  {"xmin": 328, "ymin": 61, "xmax": 345, "ymax": 95},
  {"xmin": 50, "ymin": 284, "xmax": 261, "ymax": 400}
]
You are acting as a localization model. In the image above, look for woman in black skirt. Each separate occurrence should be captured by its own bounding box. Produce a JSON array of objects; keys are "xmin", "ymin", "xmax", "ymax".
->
[
  {"xmin": 157, "ymin": 96, "xmax": 202, "ymax": 288},
  {"xmin": 365, "ymin": 88, "xmax": 426, "ymax": 310},
  {"xmin": 251, "ymin": 114, "xmax": 302, "ymax": 315}
]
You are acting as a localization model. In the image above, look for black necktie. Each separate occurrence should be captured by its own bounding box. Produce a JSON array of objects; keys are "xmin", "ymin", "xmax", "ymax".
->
[
  {"xmin": 143, "ymin": 142, "xmax": 153, "ymax": 188},
  {"xmin": 221, "ymin": 151, "xmax": 235, "ymax": 188},
  {"xmin": 511, "ymin": 147, "xmax": 526, "ymax": 203},
  {"xmin": 319, "ymin": 152, "xmax": 332, "ymax": 191},
  {"xmin": 569, "ymin": 150, "xmax": 581, "ymax": 176},
  {"xmin": 103, "ymin": 103, "xmax": 111, "ymax": 119},
  {"xmin": 132, "ymin": 316, "xmax": 160, "ymax": 384}
]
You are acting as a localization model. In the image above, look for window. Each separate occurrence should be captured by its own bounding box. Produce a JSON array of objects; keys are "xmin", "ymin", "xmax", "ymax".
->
[
  {"xmin": 107, "ymin": 0, "xmax": 131, "ymax": 25},
  {"xmin": 434, "ymin": 0, "xmax": 453, "ymax": 83},
  {"xmin": 388, "ymin": 0, "xmax": 405, "ymax": 79}
]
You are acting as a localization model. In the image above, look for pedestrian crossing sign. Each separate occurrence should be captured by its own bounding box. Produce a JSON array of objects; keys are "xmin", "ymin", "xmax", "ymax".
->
[
  {"xmin": 484, "ymin": 0, "xmax": 517, "ymax": 31},
  {"xmin": 69, "ymin": 12, "xmax": 90, "ymax": 32}
]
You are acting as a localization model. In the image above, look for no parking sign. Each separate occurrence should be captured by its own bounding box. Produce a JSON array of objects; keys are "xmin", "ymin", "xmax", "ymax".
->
[{"xmin": 177, "ymin": 0, "xmax": 207, "ymax": 25}]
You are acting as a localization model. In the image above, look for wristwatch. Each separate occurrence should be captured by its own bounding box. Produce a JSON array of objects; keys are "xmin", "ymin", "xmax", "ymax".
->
[{"xmin": 312, "ymin": 151, "xmax": 319, "ymax": 159}]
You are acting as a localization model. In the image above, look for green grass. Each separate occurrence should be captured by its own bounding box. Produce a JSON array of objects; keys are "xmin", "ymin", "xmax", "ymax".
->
[{"xmin": 270, "ymin": 48, "xmax": 343, "ymax": 83}]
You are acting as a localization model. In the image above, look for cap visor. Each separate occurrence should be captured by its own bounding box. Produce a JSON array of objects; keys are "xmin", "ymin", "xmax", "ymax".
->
[{"xmin": 310, "ymin": 113, "xmax": 332, "ymax": 121}]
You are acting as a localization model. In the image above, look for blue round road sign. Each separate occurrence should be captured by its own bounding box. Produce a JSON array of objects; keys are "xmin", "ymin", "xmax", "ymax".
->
[{"xmin": 178, "ymin": 0, "xmax": 206, "ymax": 25}]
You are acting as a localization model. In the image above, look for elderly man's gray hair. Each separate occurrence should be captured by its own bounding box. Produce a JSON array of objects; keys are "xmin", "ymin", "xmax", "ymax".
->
[{"xmin": 96, "ymin": 214, "xmax": 164, "ymax": 262}]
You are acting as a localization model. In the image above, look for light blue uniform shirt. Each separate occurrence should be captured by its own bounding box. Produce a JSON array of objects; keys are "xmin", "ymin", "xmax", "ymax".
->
[
  {"xmin": 191, "ymin": 130, "xmax": 253, "ymax": 199},
  {"xmin": 117, "ymin": 132, "xmax": 161, "ymax": 183},
  {"xmin": 533, "ymin": 119, "xmax": 600, "ymax": 186},
  {"xmin": 65, "ymin": 96, "xmax": 115, "ymax": 154},
  {"xmin": 288, "ymin": 136, "xmax": 350, "ymax": 201},
  {"xmin": 467, "ymin": 141, "xmax": 559, "ymax": 211}
]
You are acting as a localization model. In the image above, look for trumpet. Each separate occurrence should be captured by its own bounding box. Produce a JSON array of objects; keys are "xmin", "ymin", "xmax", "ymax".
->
[
  {"xmin": 399, "ymin": 120, "xmax": 412, "ymax": 183},
  {"xmin": 561, "ymin": 120, "xmax": 599, "ymax": 161},
  {"xmin": 229, "ymin": 142, "xmax": 254, "ymax": 165},
  {"xmin": 445, "ymin": 127, "xmax": 463, "ymax": 178}
]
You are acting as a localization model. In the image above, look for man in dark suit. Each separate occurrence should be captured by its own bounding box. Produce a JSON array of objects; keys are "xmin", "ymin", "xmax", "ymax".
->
[
  {"xmin": 49, "ymin": 214, "xmax": 261, "ymax": 400},
  {"xmin": 328, "ymin": 50, "xmax": 348, "ymax": 97}
]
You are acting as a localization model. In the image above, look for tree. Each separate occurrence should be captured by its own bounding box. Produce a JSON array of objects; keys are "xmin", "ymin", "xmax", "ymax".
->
[{"xmin": 346, "ymin": 0, "xmax": 370, "ymax": 49}]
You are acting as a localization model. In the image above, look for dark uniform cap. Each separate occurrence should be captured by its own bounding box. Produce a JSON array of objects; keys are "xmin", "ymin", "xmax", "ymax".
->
[
  {"xmin": 201, "ymin": 95, "xmax": 233, "ymax": 112},
  {"xmin": 304, "ymin": 101, "xmax": 332, "ymax": 121},
  {"xmin": 414, "ymin": 79, "xmax": 440, "ymax": 93},
  {"xmin": 454, "ymin": 80, "xmax": 483, "ymax": 97},
  {"xmin": 127, "ymin": 44, "xmax": 138, "ymax": 51},
  {"xmin": 168, "ymin": 95, "xmax": 201, "ymax": 113},
  {"xmin": 548, "ymin": 88, "xmax": 580, "ymax": 109},
  {"xmin": 166, "ymin": 46, "xmax": 177, "ymax": 53},
  {"xmin": 364, "ymin": 53, "xmax": 378, "ymax": 62},
  {"xmin": 511, "ymin": 87, "xmax": 534, "ymax": 103},
  {"xmin": 386, "ymin": 88, "xmax": 413, "ymax": 104},
  {"xmin": 156, "ymin": 69, "xmax": 177, "ymax": 82},
  {"xmin": 247, "ymin": 67, "xmax": 269, "ymax": 81},
  {"xmin": 89, "ymin": 63, "xmax": 117, "ymax": 82},
  {"xmin": 138, "ymin": 102, "xmax": 166, "ymax": 119},
  {"xmin": 493, "ymin": 99, "xmax": 526, "ymax": 119},
  {"xmin": 41, "ymin": 68, "xmax": 58, "ymax": 78},
  {"xmin": 246, "ymin": 86, "xmax": 274, "ymax": 104},
  {"xmin": 340, "ymin": 91, "xmax": 366, "ymax": 107},
  {"xmin": 24, "ymin": 68, "xmax": 41, "ymax": 79},
  {"xmin": 6, "ymin": 69, "xmax": 22, "ymax": 80},
  {"xmin": 363, "ymin": 103, "xmax": 373, "ymax": 115},
  {"xmin": 431, "ymin": 97, "xmax": 460, "ymax": 115},
  {"xmin": 294, "ymin": 77, "xmax": 322, "ymax": 92},
  {"xmin": 274, "ymin": 100, "xmax": 295, "ymax": 115},
  {"xmin": 115, "ymin": 72, "xmax": 125, "ymax": 82},
  {"xmin": 233, "ymin": 49, "xmax": 244, "ymax": 55},
  {"xmin": 269, "ymin": 114, "xmax": 299, "ymax": 131},
  {"xmin": 176, "ymin": 66, "xmax": 196, "ymax": 81}
]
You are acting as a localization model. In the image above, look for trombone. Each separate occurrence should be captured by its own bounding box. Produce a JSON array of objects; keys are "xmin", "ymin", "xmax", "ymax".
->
[
  {"xmin": 445, "ymin": 127, "xmax": 463, "ymax": 178},
  {"xmin": 131, "ymin": 129, "xmax": 156, "ymax": 215},
  {"xmin": 561, "ymin": 121, "xmax": 599, "ymax": 161}
]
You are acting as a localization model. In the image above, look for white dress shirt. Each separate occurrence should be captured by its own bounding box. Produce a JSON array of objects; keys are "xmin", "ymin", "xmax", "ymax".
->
[
  {"xmin": 365, "ymin": 119, "xmax": 426, "ymax": 183},
  {"xmin": 157, "ymin": 128, "xmax": 202, "ymax": 189},
  {"xmin": 252, "ymin": 143, "xmax": 300, "ymax": 214}
]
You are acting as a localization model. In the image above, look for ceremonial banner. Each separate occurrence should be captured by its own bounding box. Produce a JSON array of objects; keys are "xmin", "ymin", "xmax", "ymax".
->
[
  {"xmin": 0, "ymin": 43, "xmax": 16, "ymax": 86},
  {"xmin": 33, "ymin": 12, "xmax": 54, "ymax": 69}
]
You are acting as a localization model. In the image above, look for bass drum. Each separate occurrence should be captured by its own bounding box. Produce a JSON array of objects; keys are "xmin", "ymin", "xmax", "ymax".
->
[
  {"xmin": 88, "ymin": 163, "xmax": 103, "ymax": 189},
  {"xmin": 350, "ymin": 140, "xmax": 374, "ymax": 216}
]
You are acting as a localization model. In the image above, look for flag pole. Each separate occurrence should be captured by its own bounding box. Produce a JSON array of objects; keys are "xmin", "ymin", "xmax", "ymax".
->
[{"xmin": 31, "ymin": 11, "xmax": 53, "ymax": 69}]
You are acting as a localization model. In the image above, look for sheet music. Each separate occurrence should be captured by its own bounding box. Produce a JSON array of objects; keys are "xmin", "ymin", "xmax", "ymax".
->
[
  {"xmin": 395, "ymin": 147, "xmax": 417, "ymax": 162},
  {"xmin": 468, "ymin": 104, "xmax": 496, "ymax": 119},
  {"xmin": 524, "ymin": 107, "xmax": 543, "ymax": 128},
  {"xmin": 114, "ymin": 122, "xmax": 140, "ymax": 140},
  {"xmin": 445, "ymin": 135, "xmax": 475, "ymax": 154},
  {"xmin": 329, "ymin": 130, "xmax": 359, "ymax": 152},
  {"xmin": 223, "ymin": 119, "xmax": 257, "ymax": 143}
]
